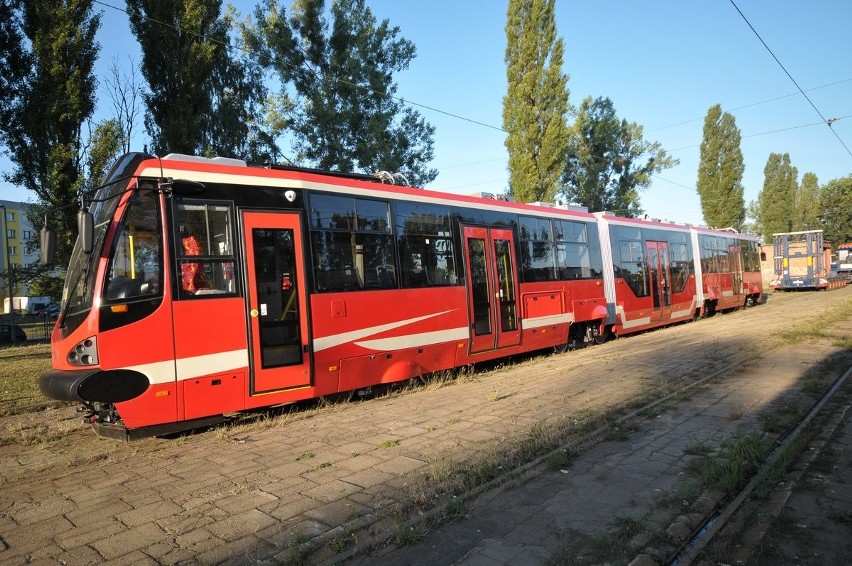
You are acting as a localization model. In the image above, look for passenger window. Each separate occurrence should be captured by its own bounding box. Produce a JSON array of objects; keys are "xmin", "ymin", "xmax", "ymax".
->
[
  {"xmin": 616, "ymin": 239, "xmax": 648, "ymax": 297},
  {"xmin": 311, "ymin": 194, "xmax": 397, "ymax": 292},
  {"xmin": 519, "ymin": 216, "xmax": 555, "ymax": 282},
  {"xmin": 175, "ymin": 202, "xmax": 237, "ymax": 297},
  {"xmin": 394, "ymin": 202, "xmax": 457, "ymax": 288}
]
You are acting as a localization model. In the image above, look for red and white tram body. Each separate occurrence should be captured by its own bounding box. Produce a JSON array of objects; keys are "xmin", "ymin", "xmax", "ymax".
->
[
  {"xmin": 39, "ymin": 153, "xmax": 761, "ymax": 438},
  {"xmin": 40, "ymin": 154, "xmax": 609, "ymax": 437}
]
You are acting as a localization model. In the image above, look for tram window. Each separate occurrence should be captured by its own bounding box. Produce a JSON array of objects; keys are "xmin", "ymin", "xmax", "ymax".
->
[
  {"xmin": 617, "ymin": 240, "xmax": 648, "ymax": 297},
  {"xmin": 310, "ymin": 194, "xmax": 396, "ymax": 293},
  {"xmin": 104, "ymin": 191, "xmax": 163, "ymax": 302},
  {"xmin": 519, "ymin": 216, "xmax": 555, "ymax": 282},
  {"xmin": 310, "ymin": 193, "xmax": 389, "ymax": 232},
  {"xmin": 312, "ymin": 232, "xmax": 395, "ymax": 291},
  {"xmin": 175, "ymin": 203, "xmax": 237, "ymax": 297},
  {"xmin": 669, "ymin": 243, "xmax": 691, "ymax": 293},
  {"xmin": 394, "ymin": 202, "xmax": 457, "ymax": 288},
  {"xmin": 554, "ymin": 220, "xmax": 600, "ymax": 280}
]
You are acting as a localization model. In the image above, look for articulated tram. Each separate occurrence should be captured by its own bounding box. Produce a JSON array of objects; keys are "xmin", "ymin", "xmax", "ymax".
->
[{"xmin": 39, "ymin": 153, "xmax": 762, "ymax": 438}]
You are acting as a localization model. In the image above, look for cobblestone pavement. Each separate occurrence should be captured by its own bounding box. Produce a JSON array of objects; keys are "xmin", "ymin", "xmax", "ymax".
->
[{"xmin": 0, "ymin": 288, "xmax": 850, "ymax": 565}]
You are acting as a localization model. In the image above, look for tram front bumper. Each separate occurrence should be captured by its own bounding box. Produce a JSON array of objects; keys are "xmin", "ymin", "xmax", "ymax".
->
[{"xmin": 39, "ymin": 368, "xmax": 149, "ymax": 404}]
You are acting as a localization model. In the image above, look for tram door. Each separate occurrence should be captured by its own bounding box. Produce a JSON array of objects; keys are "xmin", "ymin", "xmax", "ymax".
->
[
  {"xmin": 729, "ymin": 243, "xmax": 744, "ymax": 300},
  {"xmin": 463, "ymin": 226, "xmax": 521, "ymax": 353},
  {"xmin": 242, "ymin": 212, "xmax": 311, "ymax": 393},
  {"xmin": 646, "ymin": 241, "xmax": 672, "ymax": 322}
]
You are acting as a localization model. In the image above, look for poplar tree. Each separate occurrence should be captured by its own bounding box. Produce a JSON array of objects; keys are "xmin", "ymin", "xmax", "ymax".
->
[
  {"xmin": 247, "ymin": 0, "xmax": 437, "ymax": 186},
  {"xmin": 819, "ymin": 176, "xmax": 852, "ymax": 246},
  {"xmin": 757, "ymin": 152, "xmax": 798, "ymax": 241},
  {"xmin": 796, "ymin": 172, "xmax": 821, "ymax": 232},
  {"xmin": 127, "ymin": 0, "xmax": 271, "ymax": 160},
  {"xmin": 503, "ymin": 0, "xmax": 570, "ymax": 203},
  {"xmin": 696, "ymin": 104, "xmax": 745, "ymax": 229},
  {"xmin": 0, "ymin": 0, "xmax": 100, "ymax": 265},
  {"xmin": 563, "ymin": 96, "xmax": 677, "ymax": 217}
]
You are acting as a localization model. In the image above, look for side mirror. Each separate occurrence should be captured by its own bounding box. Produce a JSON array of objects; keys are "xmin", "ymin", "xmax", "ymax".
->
[
  {"xmin": 78, "ymin": 210, "xmax": 94, "ymax": 254},
  {"xmin": 40, "ymin": 226, "xmax": 56, "ymax": 265},
  {"xmin": 170, "ymin": 179, "xmax": 206, "ymax": 196}
]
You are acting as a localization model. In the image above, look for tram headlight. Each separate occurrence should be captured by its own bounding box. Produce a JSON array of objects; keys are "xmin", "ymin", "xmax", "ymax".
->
[{"xmin": 68, "ymin": 336, "xmax": 99, "ymax": 366}]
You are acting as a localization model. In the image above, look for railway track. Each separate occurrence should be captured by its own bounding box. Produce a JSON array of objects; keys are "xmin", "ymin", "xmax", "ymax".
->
[{"xmin": 666, "ymin": 362, "xmax": 852, "ymax": 565}]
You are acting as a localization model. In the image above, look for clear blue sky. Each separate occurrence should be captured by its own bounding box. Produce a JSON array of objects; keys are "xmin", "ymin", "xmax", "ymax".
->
[{"xmin": 2, "ymin": 0, "xmax": 851, "ymax": 230}]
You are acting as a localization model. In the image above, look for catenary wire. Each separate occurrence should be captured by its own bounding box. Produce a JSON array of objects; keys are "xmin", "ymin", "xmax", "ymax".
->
[{"xmin": 729, "ymin": 0, "xmax": 852, "ymax": 159}]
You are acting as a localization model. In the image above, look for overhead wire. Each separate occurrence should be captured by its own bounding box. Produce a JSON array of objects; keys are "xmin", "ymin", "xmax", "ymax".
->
[
  {"xmin": 729, "ymin": 0, "xmax": 852, "ymax": 159},
  {"xmin": 648, "ymin": 77, "xmax": 852, "ymax": 133}
]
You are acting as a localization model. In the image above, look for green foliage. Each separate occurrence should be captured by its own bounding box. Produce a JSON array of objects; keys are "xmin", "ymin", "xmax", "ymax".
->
[
  {"xmin": 796, "ymin": 172, "xmax": 821, "ymax": 232},
  {"xmin": 247, "ymin": 0, "xmax": 436, "ymax": 186},
  {"xmin": 85, "ymin": 119, "xmax": 124, "ymax": 190},
  {"xmin": 819, "ymin": 175, "xmax": 852, "ymax": 246},
  {"xmin": 757, "ymin": 152, "xmax": 798, "ymax": 242},
  {"xmin": 563, "ymin": 96, "xmax": 677, "ymax": 217},
  {"xmin": 127, "ymin": 0, "xmax": 273, "ymax": 161},
  {"xmin": 0, "ymin": 0, "xmax": 101, "ymax": 266},
  {"xmin": 696, "ymin": 104, "xmax": 746, "ymax": 229},
  {"xmin": 503, "ymin": 0, "xmax": 570, "ymax": 203},
  {"xmin": 27, "ymin": 273, "xmax": 63, "ymax": 301}
]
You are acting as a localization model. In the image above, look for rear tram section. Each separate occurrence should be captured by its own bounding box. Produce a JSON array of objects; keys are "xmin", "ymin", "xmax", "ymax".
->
[{"xmin": 39, "ymin": 153, "xmax": 763, "ymax": 438}]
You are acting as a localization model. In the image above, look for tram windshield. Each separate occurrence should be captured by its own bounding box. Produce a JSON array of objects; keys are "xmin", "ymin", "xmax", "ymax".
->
[{"xmin": 59, "ymin": 155, "xmax": 147, "ymax": 336}]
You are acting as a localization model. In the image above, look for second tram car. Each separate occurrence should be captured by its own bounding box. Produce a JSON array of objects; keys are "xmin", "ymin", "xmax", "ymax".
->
[{"xmin": 39, "ymin": 153, "xmax": 762, "ymax": 438}]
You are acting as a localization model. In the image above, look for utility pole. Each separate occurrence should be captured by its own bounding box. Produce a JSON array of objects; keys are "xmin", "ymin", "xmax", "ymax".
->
[{"xmin": 0, "ymin": 204, "xmax": 16, "ymax": 342}]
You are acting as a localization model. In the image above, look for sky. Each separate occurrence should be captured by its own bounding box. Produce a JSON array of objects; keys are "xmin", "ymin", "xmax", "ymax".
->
[{"xmin": 2, "ymin": 0, "xmax": 851, "ymax": 229}]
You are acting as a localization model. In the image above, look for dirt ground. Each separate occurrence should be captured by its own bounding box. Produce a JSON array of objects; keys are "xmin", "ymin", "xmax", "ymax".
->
[{"xmin": 0, "ymin": 288, "xmax": 850, "ymax": 565}]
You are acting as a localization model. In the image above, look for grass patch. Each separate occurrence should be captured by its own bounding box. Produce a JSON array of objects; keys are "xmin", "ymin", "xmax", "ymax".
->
[
  {"xmin": 687, "ymin": 432, "xmax": 765, "ymax": 493},
  {"xmin": 380, "ymin": 439, "xmax": 400, "ymax": 448},
  {"xmin": 772, "ymin": 296, "xmax": 852, "ymax": 345},
  {"xmin": 0, "ymin": 342, "xmax": 55, "ymax": 416}
]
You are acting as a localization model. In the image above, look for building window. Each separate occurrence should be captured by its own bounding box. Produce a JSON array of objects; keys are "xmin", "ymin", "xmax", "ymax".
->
[
  {"xmin": 5, "ymin": 211, "xmax": 13, "ymax": 222},
  {"xmin": 8, "ymin": 246, "xmax": 17, "ymax": 257},
  {"xmin": 22, "ymin": 230, "xmax": 33, "ymax": 240},
  {"xmin": 6, "ymin": 229, "xmax": 14, "ymax": 239}
]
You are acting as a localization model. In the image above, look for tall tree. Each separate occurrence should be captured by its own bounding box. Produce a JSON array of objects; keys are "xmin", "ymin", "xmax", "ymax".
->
[
  {"xmin": 562, "ymin": 96, "xmax": 677, "ymax": 217},
  {"xmin": 696, "ymin": 104, "xmax": 746, "ymax": 229},
  {"xmin": 818, "ymin": 175, "xmax": 852, "ymax": 247},
  {"xmin": 0, "ymin": 0, "xmax": 100, "ymax": 265},
  {"xmin": 503, "ymin": 0, "xmax": 570, "ymax": 203},
  {"xmin": 126, "ymin": 0, "xmax": 272, "ymax": 160},
  {"xmin": 757, "ymin": 152, "xmax": 798, "ymax": 242},
  {"xmin": 795, "ymin": 172, "xmax": 821, "ymax": 232},
  {"xmin": 247, "ymin": 0, "xmax": 436, "ymax": 186}
]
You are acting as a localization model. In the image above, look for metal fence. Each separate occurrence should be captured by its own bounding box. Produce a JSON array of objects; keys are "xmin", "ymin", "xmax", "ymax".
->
[{"xmin": 1, "ymin": 313, "xmax": 55, "ymax": 342}]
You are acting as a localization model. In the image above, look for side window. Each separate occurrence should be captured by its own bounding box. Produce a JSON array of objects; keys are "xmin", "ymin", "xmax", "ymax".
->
[
  {"xmin": 104, "ymin": 190, "xmax": 163, "ymax": 302},
  {"xmin": 519, "ymin": 216, "xmax": 554, "ymax": 282},
  {"xmin": 394, "ymin": 202, "xmax": 457, "ymax": 288},
  {"xmin": 669, "ymin": 243, "xmax": 692, "ymax": 293},
  {"xmin": 311, "ymin": 194, "xmax": 395, "ymax": 292},
  {"xmin": 554, "ymin": 220, "xmax": 600, "ymax": 280},
  {"xmin": 616, "ymin": 239, "xmax": 648, "ymax": 297},
  {"xmin": 175, "ymin": 202, "xmax": 237, "ymax": 298}
]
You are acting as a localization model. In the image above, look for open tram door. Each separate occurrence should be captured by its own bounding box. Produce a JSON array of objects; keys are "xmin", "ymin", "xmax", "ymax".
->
[
  {"xmin": 242, "ymin": 212, "xmax": 311, "ymax": 393},
  {"xmin": 646, "ymin": 241, "xmax": 672, "ymax": 322},
  {"xmin": 462, "ymin": 225, "xmax": 521, "ymax": 353}
]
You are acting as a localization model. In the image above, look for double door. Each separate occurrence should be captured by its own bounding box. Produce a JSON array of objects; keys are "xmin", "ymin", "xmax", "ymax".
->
[{"xmin": 463, "ymin": 226, "xmax": 521, "ymax": 353}]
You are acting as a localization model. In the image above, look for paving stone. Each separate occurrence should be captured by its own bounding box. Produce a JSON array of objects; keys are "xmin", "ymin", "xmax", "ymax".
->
[
  {"xmin": 205, "ymin": 509, "xmax": 278, "ymax": 542},
  {"xmin": 90, "ymin": 522, "xmax": 167, "ymax": 560}
]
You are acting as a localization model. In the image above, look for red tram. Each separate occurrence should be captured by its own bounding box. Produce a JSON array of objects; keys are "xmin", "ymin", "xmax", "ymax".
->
[{"xmin": 39, "ymin": 153, "xmax": 762, "ymax": 438}]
